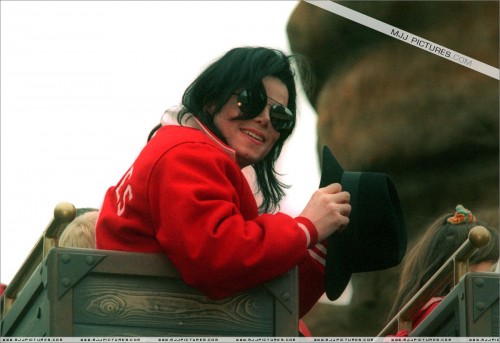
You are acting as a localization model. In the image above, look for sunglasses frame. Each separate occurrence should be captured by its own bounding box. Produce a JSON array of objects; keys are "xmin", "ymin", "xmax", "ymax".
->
[{"xmin": 235, "ymin": 84, "xmax": 294, "ymax": 133}]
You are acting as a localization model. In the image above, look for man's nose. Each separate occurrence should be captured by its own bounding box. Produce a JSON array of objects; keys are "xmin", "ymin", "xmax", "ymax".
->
[{"xmin": 253, "ymin": 104, "xmax": 271, "ymax": 125}]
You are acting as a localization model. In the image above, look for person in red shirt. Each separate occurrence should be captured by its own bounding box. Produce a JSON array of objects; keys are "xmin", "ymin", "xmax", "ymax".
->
[
  {"xmin": 95, "ymin": 46, "xmax": 351, "ymax": 319},
  {"xmin": 387, "ymin": 204, "xmax": 499, "ymax": 336}
]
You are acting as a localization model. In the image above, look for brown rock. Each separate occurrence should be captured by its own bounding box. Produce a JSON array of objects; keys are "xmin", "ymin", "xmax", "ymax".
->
[{"xmin": 287, "ymin": 0, "xmax": 499, "ymax": 336}]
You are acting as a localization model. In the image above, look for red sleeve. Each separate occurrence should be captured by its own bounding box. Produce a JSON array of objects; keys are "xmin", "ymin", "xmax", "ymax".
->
[
  {"xmin": 149, "ymin": 142, "xmax": 316, "ymax": 299},
  {"xmin": 413, "ymin": 298, "xmax": 443, "ymax": 327},
  {"xmin": 388, "ymin": 329, "xmax": 409, "ymax": 337},
  {"xmin": 298, "ymin": 240, "xmax": 328, "ymax": 317},
  {"xmin": 0, "ymin": 283, "xmax": 6, "ymax": 296},
  {"xmin": 387, "ymin": 298, "xmax": 443, "ymax": 338}
]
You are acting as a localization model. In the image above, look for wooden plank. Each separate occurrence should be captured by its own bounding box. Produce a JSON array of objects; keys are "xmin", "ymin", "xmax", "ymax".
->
[
  {"xmin": 89, "ymin": 249, "xmax": 180, "ymax": 278},
  {"xmin": 6, "ymin": 289, "xmax": 50, "ymax": 337},
  {"xmin": 266, "ymin": 267, "xmax": 298, "ymax": 336},
  {"xmin": 1, "ymin": 263, "xmax": 45, "ymax": 334},
  {"xmin": 2, "ymin": 248, "xmax": 298, "ymax": 337},
  {"xmin": 410, "ymin": 273, "xmax": 500, "ymax": 337},
  {"xmin": 45, "ymin": 248, "xmax": 75, "ymax": 336},
  {"xmin": 48, "ymin": 288, "xmax": 74, "ymax": 336},
  {"xmin": 73, "ymin": 274, "xmax": 274, "ymax": 336}
]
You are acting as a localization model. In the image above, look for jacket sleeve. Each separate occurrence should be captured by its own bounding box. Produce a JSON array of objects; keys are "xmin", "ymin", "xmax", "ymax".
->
[
  {"xmin": 298, "ymin": 241, "xmax": 328, "ymax": 317},
  {"xmin": 148, "ymin": 142, "xmax": 319, "ymax": 300}
]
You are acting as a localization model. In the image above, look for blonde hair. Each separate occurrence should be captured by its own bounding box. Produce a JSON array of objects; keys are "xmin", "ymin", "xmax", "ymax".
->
[{"xmin": 59, "ymin": 210, "xmax": 99, "ymax": 248}]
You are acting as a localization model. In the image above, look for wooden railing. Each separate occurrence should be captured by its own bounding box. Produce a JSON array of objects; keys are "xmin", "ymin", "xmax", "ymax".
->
[
  {"xmin": 1, "ymin": 202, "xmax": 299, "ymax": 337},
  {"xmin": 377, "ymin": 225, "xmax": 492, "ymax": 337},
  {"xmin": 1, "ymin": 202, "xmax": 76, "ymax": 319}
]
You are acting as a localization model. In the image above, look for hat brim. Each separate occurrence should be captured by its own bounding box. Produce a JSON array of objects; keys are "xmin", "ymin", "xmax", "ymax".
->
[
  {"xmin": 325, "ymin": 230, "xmax": 352, "ymax": 300},
  {"xmin": 319, "ymin": 146, "xmax": 351, "ymax": 300},
  {"xmin": 320, "ymin": 146, "xmax": 406, "ymax": 300}
]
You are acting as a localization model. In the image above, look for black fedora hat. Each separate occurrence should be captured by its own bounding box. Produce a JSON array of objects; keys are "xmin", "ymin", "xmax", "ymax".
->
[{"xmin": 320, "ymin": 146, "xmax": 407, "ymax": 300}]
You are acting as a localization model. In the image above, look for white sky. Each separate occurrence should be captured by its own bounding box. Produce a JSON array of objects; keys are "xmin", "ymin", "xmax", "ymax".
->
[{"xmin": 0, "ymin": 1, "xmax": 320, "ymax": 285}]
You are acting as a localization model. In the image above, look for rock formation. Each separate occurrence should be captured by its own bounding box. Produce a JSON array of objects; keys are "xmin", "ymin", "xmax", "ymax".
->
[{"xmin": 287, "ymin": 0, "xmax": 499, "ymax": 336}]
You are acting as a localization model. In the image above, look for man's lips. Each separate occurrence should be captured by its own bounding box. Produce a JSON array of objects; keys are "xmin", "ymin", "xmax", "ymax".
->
[{"xmin": 241, "ymin": 129, "xmax": 265, "ymax": 142}]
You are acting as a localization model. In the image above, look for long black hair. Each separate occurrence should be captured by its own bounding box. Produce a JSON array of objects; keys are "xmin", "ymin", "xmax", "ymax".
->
[{"xmin": 178, "ymin": 47, "xmax": 299, "ymax": 213}]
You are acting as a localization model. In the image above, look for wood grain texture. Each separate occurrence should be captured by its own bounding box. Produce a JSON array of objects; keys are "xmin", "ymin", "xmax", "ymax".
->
[
  {"xmin": 73, "ymin": 274, "xmax": 274, "ymax": 336},
  {"xmin": 2, "ymin": 248, "xmax": 298, "ymax": 337}
]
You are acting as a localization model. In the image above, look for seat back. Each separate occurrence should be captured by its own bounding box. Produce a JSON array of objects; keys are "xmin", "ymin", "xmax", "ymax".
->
[{"xmin": 0, "ymin": 203, "xmax": 298, "ymax": 337}]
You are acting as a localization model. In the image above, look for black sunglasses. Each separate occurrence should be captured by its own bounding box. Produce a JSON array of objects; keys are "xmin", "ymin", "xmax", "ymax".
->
[{"xmin": 235, "ymin": 86, "xmax": 294, "ymax": 133}]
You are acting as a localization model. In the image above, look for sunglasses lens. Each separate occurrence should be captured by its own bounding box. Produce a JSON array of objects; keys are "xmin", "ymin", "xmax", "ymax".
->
[
  {"xmin": 270, "ymin": 105, "xmax": 294, "ymax": 132},
  {"xmin": 236, "ymin": 85, "xmax": 294, "ymax": 132},
  {"xmin": 237, "ymin": 88, "xmax": 267, "ymax": 117}
]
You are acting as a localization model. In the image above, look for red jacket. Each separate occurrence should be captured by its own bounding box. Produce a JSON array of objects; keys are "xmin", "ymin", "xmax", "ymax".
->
[
  {"xmin": 96, "ymin": 118, "xmax": 326, "ymax": 317},
  {"xmin": 392, "ymin": 297, "xmax": 444, "ymax": 337}
]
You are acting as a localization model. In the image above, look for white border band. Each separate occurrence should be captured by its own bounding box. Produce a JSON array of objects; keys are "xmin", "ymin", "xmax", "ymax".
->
[{"xmin": 305, "ymin": 1, "xmax": 499, "ymax": 80}]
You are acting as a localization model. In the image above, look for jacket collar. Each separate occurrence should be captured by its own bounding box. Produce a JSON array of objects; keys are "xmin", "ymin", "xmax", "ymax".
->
[{"xmin": 161, "ymin": 106, "xmax": 237, "ymax": 163}]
